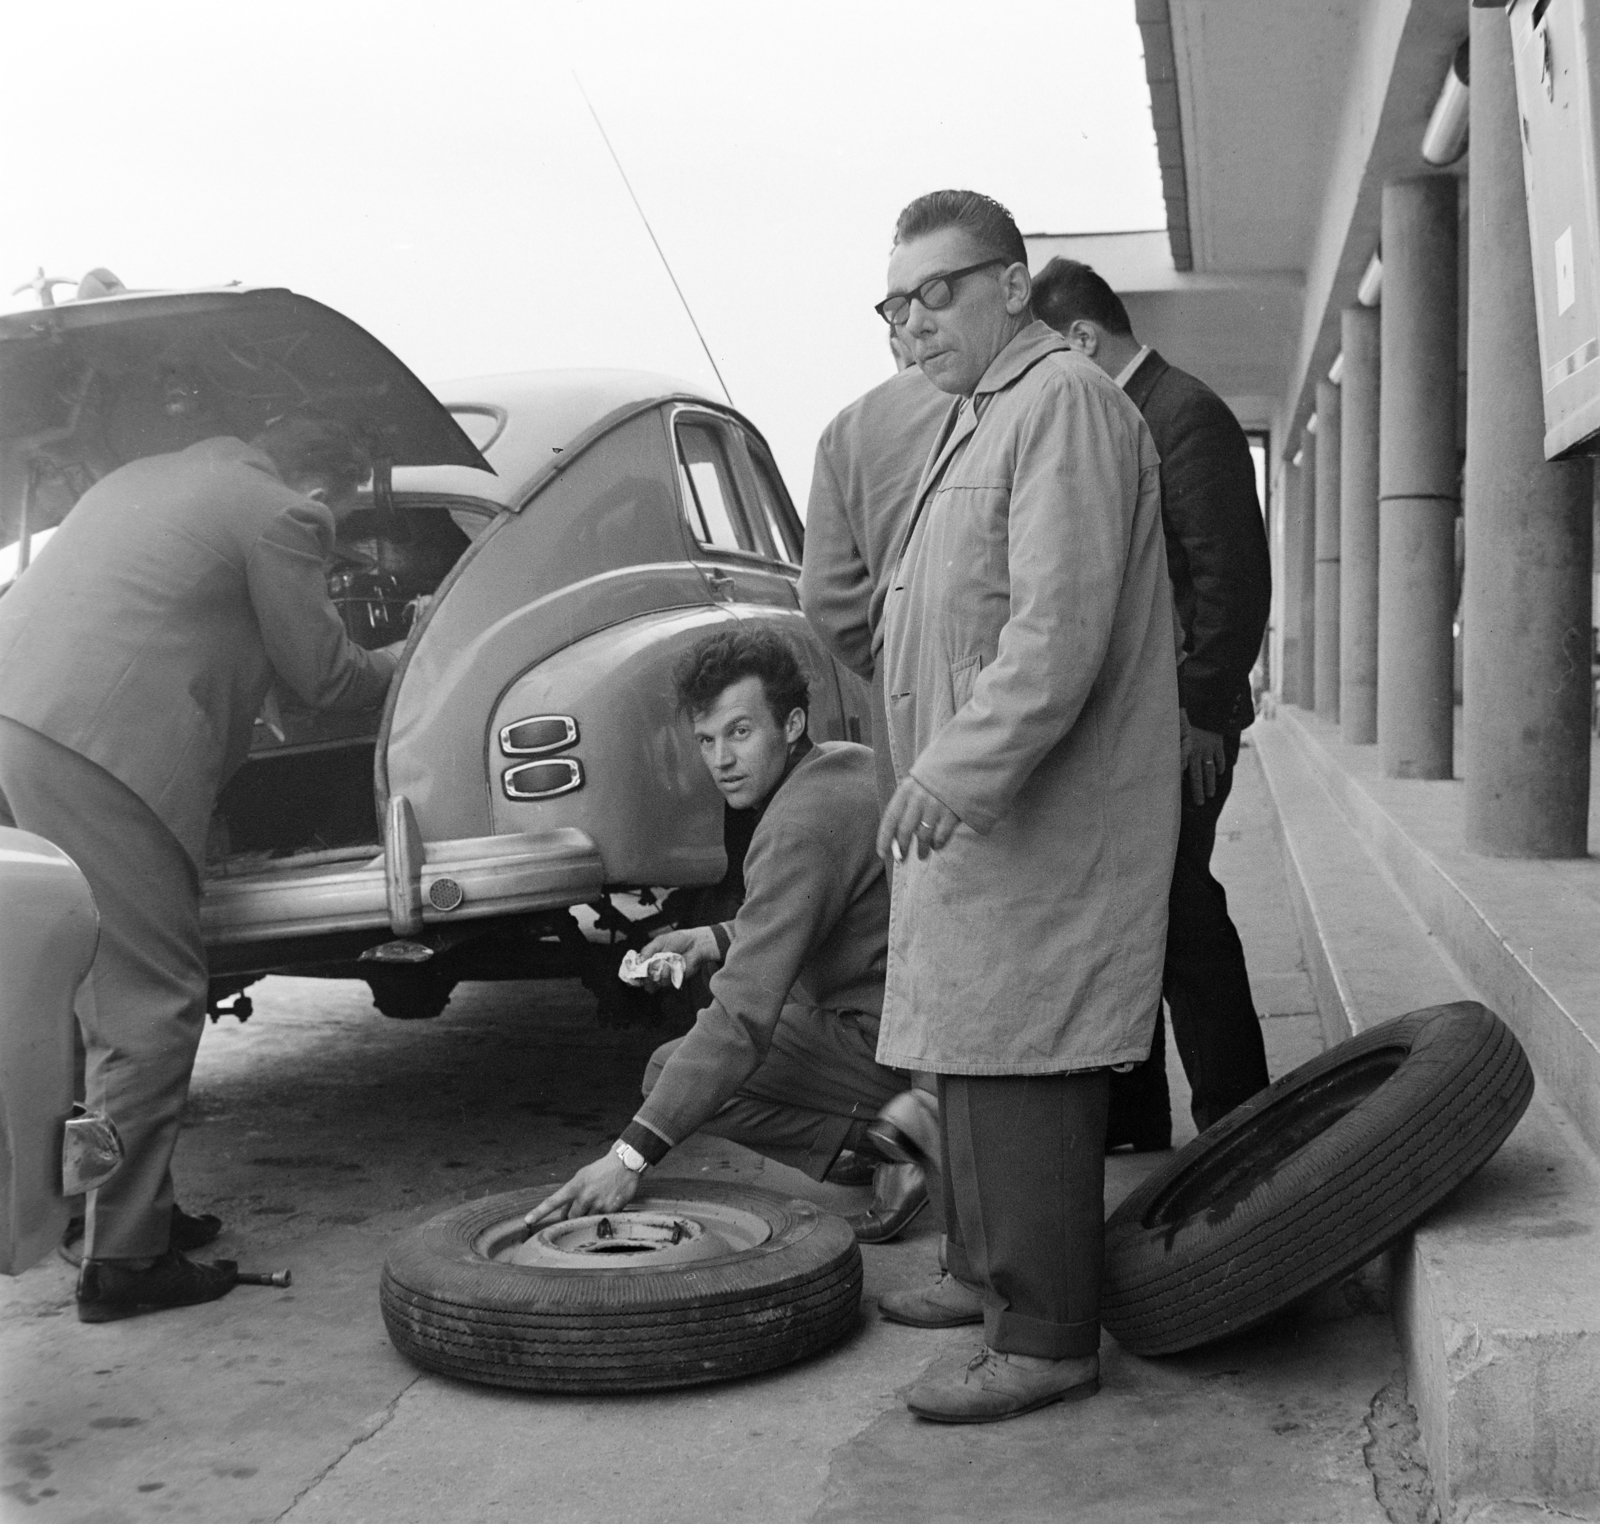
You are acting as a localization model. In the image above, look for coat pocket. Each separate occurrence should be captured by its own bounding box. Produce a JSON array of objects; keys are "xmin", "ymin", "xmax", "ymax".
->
[{"xmin": 950, "ymin": 653, "xmax": 983, "ymax": 713}]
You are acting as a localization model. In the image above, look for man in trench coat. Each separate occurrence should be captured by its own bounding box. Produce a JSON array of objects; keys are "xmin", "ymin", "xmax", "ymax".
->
[{"xmin": 871, "ymin": 191, "xmax": 1180, "ymax": 1423}]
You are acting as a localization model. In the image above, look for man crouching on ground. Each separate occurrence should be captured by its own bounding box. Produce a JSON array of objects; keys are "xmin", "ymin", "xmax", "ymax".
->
[{"xmin": 525, "ymin": 627, "xmax": 926, "ymax": 1243}]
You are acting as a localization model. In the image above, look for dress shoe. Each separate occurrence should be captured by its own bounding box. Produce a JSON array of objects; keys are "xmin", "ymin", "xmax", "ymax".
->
[
  {"xmin": 879, "ymin": 1273, "xmax": 985, "ymax": 1329},
  {"xmin": 845, "ymin": 1161, "xmax": 928, "ymax": 1244},
  {"xmin": 59, "ymin": 1204, "xmax": 225, "ymax": 1268},
  {"xmin": 906, "ymin": 1347, "xmax": 1100, "ymax": 1424},
  {"xmin": 865, "ymin": 1089, "xmax": 939, "ymax": 1167},
  {"xmin": 77, "ymin": 1249, "xmax": 238, "ymax": 1323},
  {"xmin": 824, "ymin": 1148, "xmax": 879, "ymax": 1187}
]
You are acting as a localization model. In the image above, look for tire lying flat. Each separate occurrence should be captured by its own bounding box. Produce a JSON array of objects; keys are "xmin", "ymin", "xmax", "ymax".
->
[
  {"xmin": 381, "ymin": 1180, "xmax": 862, "ymax": 1392},
  {"xmin": 1103, "ymin": 1001, "xmax": 1533, "ymax": 1357}
]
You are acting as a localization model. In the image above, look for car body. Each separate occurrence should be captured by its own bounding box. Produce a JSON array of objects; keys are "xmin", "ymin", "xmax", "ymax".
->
[{"xmin": 0, "ymin": 287, "xmax": 871, "ymax": 1019}]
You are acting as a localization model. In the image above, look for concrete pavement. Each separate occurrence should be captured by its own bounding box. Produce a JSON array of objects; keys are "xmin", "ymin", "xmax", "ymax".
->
[{"xmin": 1, "ymin": 739, "xmax": 1410, "ymax": 1524}]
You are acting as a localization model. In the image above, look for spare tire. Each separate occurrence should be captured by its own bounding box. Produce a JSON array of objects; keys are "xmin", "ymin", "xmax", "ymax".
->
[
  {"xmin": 380, "ymin": 1180, "xmax": 862, "ymax": 1392},
  {"xmin": 1103, "ymin": 1002, "xmax": 1533, "ymax": 1356}
]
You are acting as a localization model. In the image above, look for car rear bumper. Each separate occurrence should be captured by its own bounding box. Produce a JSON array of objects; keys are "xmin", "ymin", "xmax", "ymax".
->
[{"xmin": 200, "ymin": 825, "xmax": 605, "ymax": 944}]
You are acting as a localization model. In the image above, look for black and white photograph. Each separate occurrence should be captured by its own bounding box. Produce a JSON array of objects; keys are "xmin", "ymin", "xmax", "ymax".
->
[{"xmin": 1, "ymin": 1, "xmax": 1596, "ymax": 1520}]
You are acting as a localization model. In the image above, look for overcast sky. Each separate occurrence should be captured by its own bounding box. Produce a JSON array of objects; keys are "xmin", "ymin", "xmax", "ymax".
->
[{"xmin": 2, "ymin": 0, "xmax": 1165, "ymax": 509}]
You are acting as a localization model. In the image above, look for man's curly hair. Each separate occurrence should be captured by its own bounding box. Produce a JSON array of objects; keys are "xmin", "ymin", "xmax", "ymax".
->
[{"xmin": 673, "ymin": 627, "xmax": 810, "ymax": 727}]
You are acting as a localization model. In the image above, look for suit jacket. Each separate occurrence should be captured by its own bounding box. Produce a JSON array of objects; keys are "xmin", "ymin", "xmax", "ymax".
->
[
  {"xmin": 0, "ymin": 437, "xmax": 397, "ymax": 871},
  {"xmin": 1124, "ymin": 350, "xmax": 1271, "ymax": 734},
  {"xmin": 799, "ymin": 365, "xmax": 953, "ymax": 681},
  {"xmin": 878, "ymin": 322, "xmax": 1179, "ymax": 1074}
]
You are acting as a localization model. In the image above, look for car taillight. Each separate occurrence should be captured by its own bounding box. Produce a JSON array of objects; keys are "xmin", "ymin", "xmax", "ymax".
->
[
  {"xmin": 499, "ymin": 716, "xmax": 578, "ymax": 756},
  {"xmin": 503, "ymin": 757, "xmax": 584, "ymax": 800}
]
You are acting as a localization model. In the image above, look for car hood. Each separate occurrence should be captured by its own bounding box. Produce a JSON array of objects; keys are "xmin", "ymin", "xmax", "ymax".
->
[{"xmin": 0, "ymin": 287, "xmax": 490, "ymax": 473}]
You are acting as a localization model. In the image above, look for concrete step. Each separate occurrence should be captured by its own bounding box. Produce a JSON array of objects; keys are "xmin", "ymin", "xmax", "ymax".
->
[{"xmin": 1252, "ymin": 710, "xmax": 1600, "ymax": 1523}]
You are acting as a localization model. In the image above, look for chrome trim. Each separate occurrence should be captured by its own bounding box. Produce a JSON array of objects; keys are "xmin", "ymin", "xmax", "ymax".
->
[
  {"xmin": 503, "ymin": 757, "xmax": 584, "ymax": 801},
  {"xmin": 499, "ymin": 714, "xmax": 579, "ymax": 756}
]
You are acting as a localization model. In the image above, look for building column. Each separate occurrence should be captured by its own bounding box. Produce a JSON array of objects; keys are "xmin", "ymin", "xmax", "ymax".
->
[
  {"xmin": 1340, "ymin": 306, "xmax": 1381, "ymax": 742},
  {"xmin": 1314, "ymin": 379, "xmax": 1342, "ymax": 722},
  {"xmin": 1463, "ymin": 8, "xmax": 1592, "ymax": 855},
  {"xmin": 1280, "ymin": 457, "xmax": 1305, "ymax": 704},
  {"xmin": 1297, "ymin": 430, "xmax": 1317, "ymax": 704},
  {"xmin": 1378, "ymin": 177, "xmax": 1459, "ymax": 778}
]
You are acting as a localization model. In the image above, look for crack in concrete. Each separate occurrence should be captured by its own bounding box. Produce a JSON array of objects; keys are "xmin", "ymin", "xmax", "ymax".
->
[
  {"xmin": 271, "ymin": 1376, "xmax": 419, "ymax": 1521},
  {"xmin": 1364, "ymin": 1371, "xmax": 1441, "ymax": 1524}
]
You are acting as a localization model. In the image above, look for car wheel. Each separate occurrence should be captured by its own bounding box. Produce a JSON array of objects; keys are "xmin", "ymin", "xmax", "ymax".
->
[
  {"xmin": 365, "ymin": 966, "xmax": 456, "ymax": 1021},
  {"xmin": 1102, "ymin": 1001, "xmax": 1533, "ymax": 1357},
  {"xmin": 380, "ymin": 1181, "xmax": 862, "ymax": 1392}
]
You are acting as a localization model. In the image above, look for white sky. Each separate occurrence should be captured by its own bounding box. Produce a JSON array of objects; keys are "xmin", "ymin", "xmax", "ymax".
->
[{"xmin": 1, "ymin": 0, "xmax": 1165, "ymax": 510}]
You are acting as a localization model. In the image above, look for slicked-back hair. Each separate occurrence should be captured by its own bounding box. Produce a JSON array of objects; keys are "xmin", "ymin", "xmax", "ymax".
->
[
  {"xmin": 1030, "ymin": 257, "xmax": 1134, "ymax": 337},
  {"xmin": 252, "ymin": 415, "xmax": 373, "ymax": 498},
  {"xmin": 674, "ymin": 627, "xmax": 810, "ymax": 729},
  {"xmin": 893, "ymin": 189, "xmax": 1028, "ymax": 269}
]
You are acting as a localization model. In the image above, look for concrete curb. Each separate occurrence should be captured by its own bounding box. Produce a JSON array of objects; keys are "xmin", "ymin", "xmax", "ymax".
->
[{"xmin": 1250, "ymin": 713, "xmax": 1600, "ymax": 1522}]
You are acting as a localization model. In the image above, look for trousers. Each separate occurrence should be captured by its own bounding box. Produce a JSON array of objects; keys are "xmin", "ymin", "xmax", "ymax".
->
[
  {"xmin": 645, "ymin": 1003, "xmax": 906, "ymax": 1181},
  {"xmin": 941, "ymin": 1069, "xmax": 1110, "ymax": 1360},
  {"xmin": 0, "ymin": 717, "xmax": 207, "ymax": 1261},
  {"xmin": 1110, "ymin": 729, "xmax": 1270, "ymax": 1138}
]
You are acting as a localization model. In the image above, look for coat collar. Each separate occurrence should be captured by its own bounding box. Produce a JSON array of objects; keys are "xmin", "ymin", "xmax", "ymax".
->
[
  {"xmin": 972, "ymin": 318, "xmax": 1073, "ymax": 399},
  {"xmin": 1121, "ymin": 347, "xmax": 1169, "ymax": 411}
]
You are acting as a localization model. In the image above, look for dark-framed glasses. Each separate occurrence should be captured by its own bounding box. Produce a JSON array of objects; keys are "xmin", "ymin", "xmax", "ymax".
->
[{"xmin": 874, "ymin": 258, "xmax": 1008, "ymax": 328}]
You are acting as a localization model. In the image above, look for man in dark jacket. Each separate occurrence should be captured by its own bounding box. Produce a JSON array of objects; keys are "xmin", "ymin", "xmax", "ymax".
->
[
  {"xmin": 1033, "ymin": 257, "xmax": 1273, "ymax": 1143},
  {"xmin": 0, "ymin": 417, "xmax": 400, "ymax": 1319},
  {"xmin": 524, "ymin": 628, "xmax": 924, "ymax": 1244}
]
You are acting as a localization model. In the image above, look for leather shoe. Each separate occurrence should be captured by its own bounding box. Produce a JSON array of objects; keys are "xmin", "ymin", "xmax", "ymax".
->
[
  {"xmin": 879, "ymin": 1273, "xmax": 984, "ymax": 1328},
  {"xmin": 865, "ymin": 1089, "xmax": 939, "ymax": 1167},
  {"xmin": 60, "ymin": 1204, "xmax": 225, "ymax": 1268},
  {"xmin": 907, "ymin": 1347, "xmax": 1100, "ymax": 1424},
  {"xmin": 824, "ymin": 1148, "xmax": 878, "ymax": 1187},
  {"xmin": 845, "ymin": 1161, "xmax": 928, "ymax": 1244},
  {"xmin": 77, "ymin": 1249, "xmax": 238, "ymax": 1323}
]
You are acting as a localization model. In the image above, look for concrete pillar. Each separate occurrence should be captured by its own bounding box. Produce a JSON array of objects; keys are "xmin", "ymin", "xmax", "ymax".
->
[
  {"xmin": 1463, "ymin": 8, "xmax": 1593, "ymax": 856},
  {"xmin": 1314, "ymin": 379, "xmax": 1342, "ymax": 723},
  {"xmin": 1297, "ymin": 431, "xmax": 1317, "ymax": 705},
  {"xmin": 1280, "ymin": 458, "xmax": 1304, "ymax": 704},
  {"xmin": 1378, "ymin": 177, "xmax": 1458, "ymax": 779},
  {"xmin": 1340, "ymin": 306, "xmax": 1381, "ymax": 742}
]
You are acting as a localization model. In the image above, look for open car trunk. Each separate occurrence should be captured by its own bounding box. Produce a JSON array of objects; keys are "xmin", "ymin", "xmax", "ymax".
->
[{"xmin": 205, "ymin": 499, "xmax": 491, "ymax": 880}]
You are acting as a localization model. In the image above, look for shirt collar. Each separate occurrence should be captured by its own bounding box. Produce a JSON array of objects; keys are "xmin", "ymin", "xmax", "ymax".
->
[{"xmin": 1114, "ymin": 344, "xmax": 1153, "ymax": 390}]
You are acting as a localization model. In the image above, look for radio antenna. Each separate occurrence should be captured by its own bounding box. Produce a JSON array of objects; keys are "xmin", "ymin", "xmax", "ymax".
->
[{"xmin": 573, "ymin": 72, "xmax": 734, "ymax": 405}]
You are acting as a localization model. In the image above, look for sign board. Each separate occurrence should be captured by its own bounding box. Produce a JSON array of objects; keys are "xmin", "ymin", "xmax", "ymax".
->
[{"xmin": 1511, "ymin": 0, "xmax": 1600, "ymax": 456}]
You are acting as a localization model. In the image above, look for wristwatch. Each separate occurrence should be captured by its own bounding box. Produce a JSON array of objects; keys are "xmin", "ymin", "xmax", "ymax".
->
[{"xmin": 612, "ymin": 1139, "xmax": 648, "ymax": 1174}]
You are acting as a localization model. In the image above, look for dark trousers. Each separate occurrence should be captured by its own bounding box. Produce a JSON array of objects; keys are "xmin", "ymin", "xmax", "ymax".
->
[
  {"xmin": 1110, "ymin": 729, "xmax": 1270, "ymax": 1139},
  {"xmin": 0, "ymin": 718, "xmax": 208, "ymax": 1260},
  {"xmin": 940, "ymin": 1070, "xmax": 1109, "ymax": 1360},
  {"xmin": 645, "ymin": 1004, "xmax": 906, "ymax": 1182}
]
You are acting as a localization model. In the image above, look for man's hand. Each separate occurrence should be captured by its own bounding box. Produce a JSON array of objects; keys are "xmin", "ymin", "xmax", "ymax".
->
[
  {"xmin": 877, "ymin": 776, "xmax": 961, "ymax": 865},
  {"xmin": 523, "ymin": 1151, "xmax": 642, "ymax": 1232},
  {"xmin": 636, "ymin": 926, "xmax": 721, "ymax": 983},
  {"xmin": 1185, "ymin": 715, "xmax": 1227, "ymax": 804}
]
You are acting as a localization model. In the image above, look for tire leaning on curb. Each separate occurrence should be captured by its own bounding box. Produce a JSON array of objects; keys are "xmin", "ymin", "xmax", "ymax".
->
[
  {"xmin": 380, "ymin": 1181, "xmax": 862, "ymax": 1392},
  {"xmin": 1102, "ymin": 1001, "xmax": 1533, "ymax": 1357}
]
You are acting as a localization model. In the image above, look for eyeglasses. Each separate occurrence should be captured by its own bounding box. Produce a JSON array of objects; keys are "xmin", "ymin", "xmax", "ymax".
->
[{"xmin": 874, "ymin": 258, "xmax": 1009, "ymax": 328}]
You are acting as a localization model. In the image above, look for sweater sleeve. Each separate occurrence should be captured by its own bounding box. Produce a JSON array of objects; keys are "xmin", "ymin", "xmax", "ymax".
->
[
  {"xmin": 246, "ymin": 497, "xmax": 398, "ymax": 712},
  {"xmin": 631, "ymin": 817, "xmax": 852, "ymax": 1149}
]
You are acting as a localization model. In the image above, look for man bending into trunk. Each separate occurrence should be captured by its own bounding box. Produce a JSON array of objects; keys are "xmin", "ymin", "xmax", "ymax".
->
[{"xmin": 525, "ymin": 627, "xmax": 927, "ymax": 1243}]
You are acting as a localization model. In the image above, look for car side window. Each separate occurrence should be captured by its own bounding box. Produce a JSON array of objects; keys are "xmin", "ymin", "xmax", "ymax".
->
[
  {"xmin": 676, "ymin": 418, "xmax": 755, "ymax": 553},
  {"xmin": 742, "ymin": 435, "xmax": 803, "ymax": 565}
]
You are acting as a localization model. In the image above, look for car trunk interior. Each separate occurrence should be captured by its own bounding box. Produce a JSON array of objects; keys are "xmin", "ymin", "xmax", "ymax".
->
[{"xmin": 206, "ymin": 500, "xmax": 487, "ymax": 879}]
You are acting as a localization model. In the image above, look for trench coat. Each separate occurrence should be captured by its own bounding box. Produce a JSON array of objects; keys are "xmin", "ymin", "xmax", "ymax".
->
[{"xmin": 877, "ymin": 321, "xmax": 1180, "ymax": 1075}]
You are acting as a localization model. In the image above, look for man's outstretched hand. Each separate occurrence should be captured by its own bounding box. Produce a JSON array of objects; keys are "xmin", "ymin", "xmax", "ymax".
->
[
  {"xmin": 635, "ymin": 925, "xmax": 721, "ymax": 984},
  {"xmin": 523, "ymin": 1151, "xmax": 642, "ymax": 1232}
]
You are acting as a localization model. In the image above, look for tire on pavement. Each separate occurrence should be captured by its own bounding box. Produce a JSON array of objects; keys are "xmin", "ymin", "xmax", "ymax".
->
[
  {"xmin": 380, "ymin": 1180, "xmax": 862, "ymax": 1392},
  {"xmin": 1102, "ymin": 1001, "xmax": 1533, "ymax": 1357}
]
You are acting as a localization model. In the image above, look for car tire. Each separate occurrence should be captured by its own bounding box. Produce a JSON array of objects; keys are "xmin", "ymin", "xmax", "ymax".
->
[
  {"xmin": 365, "ymin": 967, "xmax": 456, "ymax": 1021},
  {"xmin": 1102, "ymin": 1002, "xmax": 1533, "ymax": 1357},
  {"xmin": 380, "ymin": 1180, "xmax": 862, "ymax": 1392}
]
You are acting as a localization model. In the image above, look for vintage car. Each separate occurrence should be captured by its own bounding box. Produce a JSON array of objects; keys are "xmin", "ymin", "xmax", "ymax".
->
[{"xmin": 0, "ymin": 287, "xmax": 871, "ymax": 1021}]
